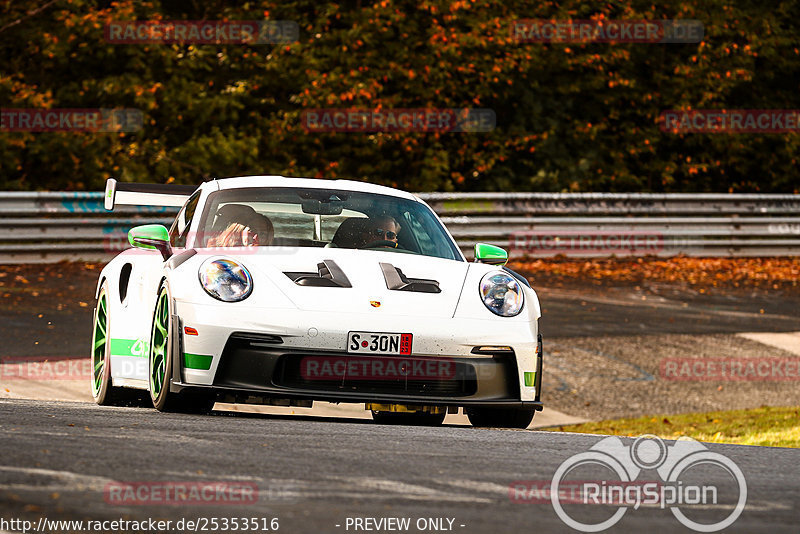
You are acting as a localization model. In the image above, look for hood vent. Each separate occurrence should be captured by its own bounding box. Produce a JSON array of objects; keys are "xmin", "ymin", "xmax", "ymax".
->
[
  {"xmin": 284, "ymin": 259, "xmax": 352, "ymax": 288},
  {"xmin": 380, "ymin": 262, "xmax": 441, "ymax": 293}
]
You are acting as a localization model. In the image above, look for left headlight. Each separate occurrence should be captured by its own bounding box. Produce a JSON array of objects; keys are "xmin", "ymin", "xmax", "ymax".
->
[
  {"xmin": 479, "ymin": 271, "xmax": 524, "ymax": 317},
  {"xmin": 198, "ymin": 258, "xmax": 253, "ymax": 302}
]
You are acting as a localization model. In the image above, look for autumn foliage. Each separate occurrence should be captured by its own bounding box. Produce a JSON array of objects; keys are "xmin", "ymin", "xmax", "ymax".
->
[{"xmin": 1, "ymin": 1, "xmax": 799, "ymax": 193}]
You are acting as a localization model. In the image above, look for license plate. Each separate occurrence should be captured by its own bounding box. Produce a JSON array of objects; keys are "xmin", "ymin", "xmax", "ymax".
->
[{"xmin": 347, "ymin": 332, "xmax": 413, "ymax": 355}]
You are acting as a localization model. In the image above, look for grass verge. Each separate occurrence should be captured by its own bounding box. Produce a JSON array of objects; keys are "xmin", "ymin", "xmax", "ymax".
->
[{"xmin": 544, "ymin": 406, "xmax": 800, "ymax": 448}]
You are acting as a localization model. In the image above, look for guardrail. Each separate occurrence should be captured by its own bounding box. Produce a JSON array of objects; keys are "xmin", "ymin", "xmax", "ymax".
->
[{"xmin": 1, "ymin": 191, "xmax": 799, "ymax": 263}]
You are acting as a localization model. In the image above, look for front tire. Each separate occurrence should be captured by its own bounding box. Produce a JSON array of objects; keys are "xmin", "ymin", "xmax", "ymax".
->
[
  {"xmin": 149, "ymin": 282, "xmax": 176, "ymax": 411},
  {"xmin": 148, "ymin": 282, "xmax": 215, "ymax": 414},
  {"xmin": 466, "ymin": 407, "xmax": 536, "ymax": 429}
]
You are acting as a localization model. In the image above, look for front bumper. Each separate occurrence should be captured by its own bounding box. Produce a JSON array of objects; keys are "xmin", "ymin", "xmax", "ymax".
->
[{"xmin": 172, "ymin": 302, "xmax": 543, "ymax": 408}]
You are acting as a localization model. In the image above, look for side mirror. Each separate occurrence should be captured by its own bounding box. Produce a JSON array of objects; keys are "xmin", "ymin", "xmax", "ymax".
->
[
  {"xmin": 128, "ymin": 224, "xmax": 172, "ymax": 261},
  {"xmin": 474, "ymin": 243, "xmax": 508, "ymax": 266}
]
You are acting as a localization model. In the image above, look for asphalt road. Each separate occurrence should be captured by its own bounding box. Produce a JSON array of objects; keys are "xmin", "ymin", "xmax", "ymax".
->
[
  {"xmin": 4, "ymin": 266, "xmax": 800, "ymax": 359},
  {"xmin": 3, "ymin": 265, "xmax": 800, "ymax": 420},
  {"xmin": 536, "ymin": 283, "xmax": 800, "ymax": 338},
  {"xmin": 0, "ymin": 399, "xmax": 797, "ymax": 534},
  {"xmin": 2, "ymin": 264, "xmax": 800, "ymax": 532}
]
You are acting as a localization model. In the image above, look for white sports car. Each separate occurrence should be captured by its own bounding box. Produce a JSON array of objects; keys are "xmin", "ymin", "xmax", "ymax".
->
[{"xmin": 91, "ymin": 176, "xmax": 543, "ymax": 428}]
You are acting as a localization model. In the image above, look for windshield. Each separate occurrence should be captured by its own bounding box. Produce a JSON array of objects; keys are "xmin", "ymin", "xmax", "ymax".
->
[{"xmin": 196, "ymin": 187, "xmax": 462, "ymax": 261}]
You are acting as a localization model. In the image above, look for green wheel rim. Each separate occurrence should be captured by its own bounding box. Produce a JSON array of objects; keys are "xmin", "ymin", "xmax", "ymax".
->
[
  {"xmin": 91, "ymin": 291, "xmax": 108, "ymax": 397},
  {"xmin": 150, "ymin": 289, "xmax": 169, "ymax": 397}
]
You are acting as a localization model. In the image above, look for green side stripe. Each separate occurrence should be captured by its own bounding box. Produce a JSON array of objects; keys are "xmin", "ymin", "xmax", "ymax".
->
[
  {"xmin": 110, "ymin": 338, "xmax": 149, "ymax": 358},
  {"xmin": 184, "ymin": 353, "xmax": 213, "ymax": 370},
  {"xmin": 111, "ymin": 339, "xmax": 212, "ymax": 370}
]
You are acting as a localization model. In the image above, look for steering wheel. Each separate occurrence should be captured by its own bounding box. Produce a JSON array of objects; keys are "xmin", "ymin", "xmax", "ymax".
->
[{"xmin": 360, "ymin": 240, "xmax": 398, "ymax": 249}]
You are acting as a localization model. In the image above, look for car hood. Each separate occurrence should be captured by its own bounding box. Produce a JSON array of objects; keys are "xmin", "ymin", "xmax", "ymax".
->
[{"xmin": 225, "ymin": 247, "xmax": 470, "ymax": 318}]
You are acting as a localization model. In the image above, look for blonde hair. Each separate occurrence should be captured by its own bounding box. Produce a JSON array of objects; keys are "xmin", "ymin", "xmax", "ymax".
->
[
  {"xmin": 208, "ymin": 215, "xmax": 274, "ymax": 248},
  {"xmin": 209, "ymin": 222, "xmax": 247, "ymax": 247}
]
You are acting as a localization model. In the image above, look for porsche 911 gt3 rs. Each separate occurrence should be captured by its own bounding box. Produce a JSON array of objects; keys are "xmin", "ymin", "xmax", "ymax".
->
[{"xmin": 91, "ymin": 176, "xmax": 543, "ymax": 428}]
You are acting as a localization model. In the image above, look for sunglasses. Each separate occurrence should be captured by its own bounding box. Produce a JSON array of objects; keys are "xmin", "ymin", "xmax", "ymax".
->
[{"xmin": 374, "ymin": 228, "xmax": 398, "ymax": 240}]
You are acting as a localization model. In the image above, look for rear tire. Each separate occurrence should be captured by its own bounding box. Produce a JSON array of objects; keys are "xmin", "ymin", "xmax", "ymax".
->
[
  {"xmin": 91, "ymin": 281, "xmax": 124, "ymax": 405},
  {"xmin": 466, "ymin": 407, "xmax": 535, "ymax": 429},
  {"xmin": 371, "ymin": 410, "xmax": 445, "ymax": 426}
]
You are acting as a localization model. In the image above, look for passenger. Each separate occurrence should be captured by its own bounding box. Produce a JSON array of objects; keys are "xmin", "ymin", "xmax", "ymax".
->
[
  {"xmin": 209, "ymin": 213, "xmax": 274, "ymax": 247},
  {"xmin": 206, "ymin": 204, "xmax": 255, "ymax": 246}
]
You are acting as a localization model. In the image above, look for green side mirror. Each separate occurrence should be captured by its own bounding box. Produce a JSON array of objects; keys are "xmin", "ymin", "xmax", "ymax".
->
[
  {"xmin": 474, "ymin": 243, "xmax": 508, "ymax": 266},
  {"xmin": 128, "ymin": 224, "xmax": 172, "ymax": 260}
]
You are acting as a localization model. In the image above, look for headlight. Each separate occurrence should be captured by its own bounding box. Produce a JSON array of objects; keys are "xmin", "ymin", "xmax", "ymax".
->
[
  {"xmin": 479, "ymin": 271, "xmax": 524, "ymax": 317},
  {"xmin": 198, "ymin": 258, "xmax": 253, "ymax": 302}
]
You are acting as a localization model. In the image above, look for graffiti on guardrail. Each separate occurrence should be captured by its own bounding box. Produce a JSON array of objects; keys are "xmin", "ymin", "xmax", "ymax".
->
[{"xmin": 768, "ymin": 223, "xmax": 800, "ymax": 234}]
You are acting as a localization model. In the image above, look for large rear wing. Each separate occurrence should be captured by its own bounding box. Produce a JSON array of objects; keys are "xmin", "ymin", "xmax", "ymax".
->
[{"xmin": 104, "ymin": 178, "xmax": 198, "ymax": 211}]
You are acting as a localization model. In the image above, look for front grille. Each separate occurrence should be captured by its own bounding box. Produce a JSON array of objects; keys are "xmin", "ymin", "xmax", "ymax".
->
[
  {"xmin": 273, "ymin": 354, "xmax": 478, "ymax": 397},
  {"xmin": 213, "ymin": 333, "xmax": 517, "ymax": 401}
]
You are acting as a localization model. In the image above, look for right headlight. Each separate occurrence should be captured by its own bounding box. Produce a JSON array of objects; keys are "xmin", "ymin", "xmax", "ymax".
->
[
  {"xmin": 198, "ymin": 258, "xmax": 253, "ymax": 302},
  {"xmin": 479, "ymin": 271, "xmax": 524, "ymax": 317}
]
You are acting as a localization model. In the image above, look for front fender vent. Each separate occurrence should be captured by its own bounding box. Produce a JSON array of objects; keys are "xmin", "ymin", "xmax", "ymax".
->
[
  {"xmin": 380, "ymin": 263, "xmax": 441, "ymax": 293},
  {"xmin": 284, "ymin": 259, "xmax": 352, "ymax": 288}
]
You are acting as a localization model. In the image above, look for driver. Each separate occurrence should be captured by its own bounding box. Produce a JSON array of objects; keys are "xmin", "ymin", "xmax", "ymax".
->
[{"xmin": 360, "ymin": 215, "xmax": 400, "ymax": 248}]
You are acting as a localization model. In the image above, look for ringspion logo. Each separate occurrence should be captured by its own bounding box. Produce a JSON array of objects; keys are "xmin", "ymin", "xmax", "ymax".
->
[{"xmin": 513, "ymin": 435, "xmax": 746, "ymax": 532}]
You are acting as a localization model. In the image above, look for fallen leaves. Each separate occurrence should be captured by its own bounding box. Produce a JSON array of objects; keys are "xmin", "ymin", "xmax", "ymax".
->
[
  {"xmin": 511, "ymin": 257, "xmax": 800, "ymax": 294},
  {"xmin": 0, "ymin": 261, "xmax": 105, "ymax": 311}
]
